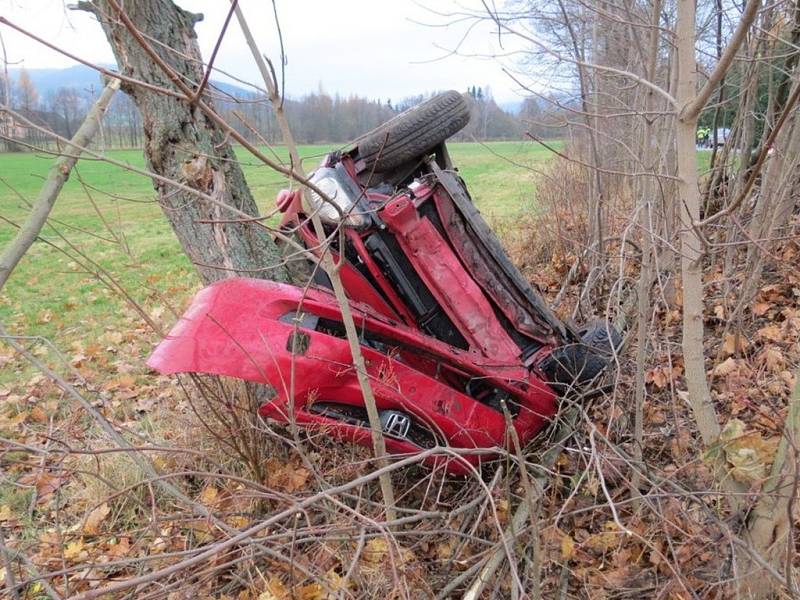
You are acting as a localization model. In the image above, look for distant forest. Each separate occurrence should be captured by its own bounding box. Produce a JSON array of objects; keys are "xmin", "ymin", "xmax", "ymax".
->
[{"xmin": 0, "ymin": 68, "xmax": 563, "ymax": 152}]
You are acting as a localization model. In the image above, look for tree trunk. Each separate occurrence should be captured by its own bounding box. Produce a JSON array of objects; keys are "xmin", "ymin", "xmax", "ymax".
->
[
  {"xmin": 80, "ymin": 0, "xmax": 288, "ymax": 285},
  {"xmin": 675, "ymin": 0, "xmax": 721, "ymax": 449},
  {"xmin": 744, "ymin": 370, "xmax": 800, "ymax": 597}
]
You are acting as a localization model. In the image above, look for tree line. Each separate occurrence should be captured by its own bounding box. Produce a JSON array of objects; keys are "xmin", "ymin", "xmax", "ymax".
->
[{"xmin": 0, "ymin": 67, "xmax": 564, "ymax": 152}]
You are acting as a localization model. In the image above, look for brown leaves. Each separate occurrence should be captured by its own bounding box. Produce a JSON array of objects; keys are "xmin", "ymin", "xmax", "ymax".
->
[
  {"xmin": 83, "ymin": 503, "xmax": 111, "ymax": 535},
  {"xmin": 719, "ymin": 419, "xmax": 780, "ymax": 484},
  {"xmin": 264, "ymin": 458, "xmax": 310, "ymax": 494},
  {"xmin": 760, "ymin": 347, "xmax": 785, "ymax": 373},
  {"xmin": 561, "ymin": 533, "xmax": 576, "ymax": 560},
  {"xmin": 0, "ymin": 505, "xmax": 16, "ymax": 527},
  {"xmin": 721, "ymin": 333, "xmax": 748, "ymax": 357},
  {"xmin": 257, "ymin": 573, "xmax": 339, "ymax": 600},
  {"xmin": 63, "ymin": 538, "xmax": 88, "ymax": 561},
  {"xmin": 757, "ymin": 324, "xmax": 783, "ymax": 342},
  {"xmin": 18, "ymin": 471, "xmax": 63, "ymax": 503},
  {"xmin": 713, "ymin": 357, "xmax": 743, "ymax": 377},
  {"xmin": 645, "ymin": 364, "xmax": 683, "ymax": 389}
]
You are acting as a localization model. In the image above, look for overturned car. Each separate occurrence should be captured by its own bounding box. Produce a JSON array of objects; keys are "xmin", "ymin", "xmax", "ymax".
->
[{"xmin": 148, "ymin": 91, "xmax": 619, "ymax": 473}]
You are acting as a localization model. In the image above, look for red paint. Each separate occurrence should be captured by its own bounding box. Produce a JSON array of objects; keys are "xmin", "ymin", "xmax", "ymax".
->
[
  {"xmin": 147, "ymin": 278, "xmax": 557, "ymax": 473},
  {"xmin": 379, "ymin": 193, "xmax": 521, "ymax": 361}
]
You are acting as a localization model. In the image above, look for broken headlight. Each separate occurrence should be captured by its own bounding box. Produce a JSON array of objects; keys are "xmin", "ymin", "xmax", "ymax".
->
[{"xmin": 307, "ymin": 165, "xmax": 367, "ymax": 228}]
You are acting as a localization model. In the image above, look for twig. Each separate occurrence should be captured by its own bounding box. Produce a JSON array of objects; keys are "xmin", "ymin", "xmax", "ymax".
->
[
  {"xmin": 231, "ymin": 0, "xmax": 397, "ymax": 520},
  {"xmin": 462, "ymin": 408, "xmax": 580, "ymax": 598},
  {"xmin": 0, "ymin": 526, "xmax": 20, "ymax": 600},
  {"xmin": 69, "ymin": 449, "xmax": 436, "ymax": 600},
  {"xmin": 190, "ymin": 0, "xmax": 238, "ymax": 103}
]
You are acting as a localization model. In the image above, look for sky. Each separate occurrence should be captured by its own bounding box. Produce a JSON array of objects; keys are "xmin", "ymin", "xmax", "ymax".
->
[{"xmin": 0, "ymin": 0, "xmax": 538, "ymax": 105}]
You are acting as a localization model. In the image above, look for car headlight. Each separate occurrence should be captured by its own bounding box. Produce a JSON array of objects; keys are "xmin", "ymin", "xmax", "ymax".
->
[{"xmin": 307, "ymin": 167, "xmax": 367, "ymax": 227}]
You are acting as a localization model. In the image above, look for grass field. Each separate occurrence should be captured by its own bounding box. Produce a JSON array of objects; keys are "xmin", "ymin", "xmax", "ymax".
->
[{"xmin": 0, "ymin": 141, "xmax": 561, "ymax": 363}]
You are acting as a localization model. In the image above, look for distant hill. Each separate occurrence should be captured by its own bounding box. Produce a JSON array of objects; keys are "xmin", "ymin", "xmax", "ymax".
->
[
  {"xmin": 8, "ymin": 65, "xmax": 254, "ymax": 98},
  {"xmin": 9, "ymin": 65, "xmax": 112, "ymax": 96}
]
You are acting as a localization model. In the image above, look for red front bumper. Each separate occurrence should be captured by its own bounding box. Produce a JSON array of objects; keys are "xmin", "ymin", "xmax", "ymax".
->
[{"xmin": 148, "ymin": 278, "xmax": 557, "ymax": 473}]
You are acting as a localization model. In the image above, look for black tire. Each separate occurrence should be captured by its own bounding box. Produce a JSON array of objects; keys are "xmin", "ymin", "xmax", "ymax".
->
[
  {"xmin": 356, "ymin": 90, "xmax": 470, "ymax": 172},
  {"xmin": 544, "ymin": 320, "xmax": 621, "ymax": 387}
]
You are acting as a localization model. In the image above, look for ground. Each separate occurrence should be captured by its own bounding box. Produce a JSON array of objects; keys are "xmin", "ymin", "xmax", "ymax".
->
[{"xmin": 5, "ymin": 141, "xmax": 763, "ymax": 599}]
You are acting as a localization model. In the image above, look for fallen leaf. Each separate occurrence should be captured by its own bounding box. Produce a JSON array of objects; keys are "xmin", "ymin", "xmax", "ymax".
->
[
  {"xmin": 27, "ymin": 406, "xmax": 47, "ymax": 423},
  {"xmin": 436, "ymin": 539, "xmax": 455, "ymax": 560},
  {"xmin": 264, "ymin": 459, "xmax": 310, "ymax": 494},
  {"xmin": 360, "ymin": 537, "xmax": 414, "ymax": 568},
  {"xmin": 762, "ymin": 347, "xmax": 785, "ymax": 372},
  {"xmin": 0, "ymin": 411, "xmax": 27, "ymax": 431},
  {"xmin": 258, "ymin": 577, "xmax": 288, "ymax": 600},
  {"xmin": 0, "ymin": 505, "xmax": 13, "ymax": 523},
  {"xmin": 781, "ymin": 370, "xmax": 797, "ymax": 388},
  {"xmin": 584, "ymin": 526, "xmax": 619, "ymax": 553},
  {"xmin": 720, "ymin": 419, "xmax": 780, "ymax": 484},
  {"xmin": 753, "ymin": 302, "xmax": 771, "ymax": 316},
  {"xmin": 722, "ymin": 333, "xmax": 748, "ymax": 357},
  {"xmin": 758, "ymin": 324, "xmax": 783, "ymax": 342},
  {"xmin": 362, "ymin": 538, "xmax": 389, "ymax": 565},
  {"xmin": 83, "ymin": 503, "xmax": 110, "ymax": 535},
  {"xmin": 107, "ymin": 536, "xmax": 131, "ymax": 558},
  {"xmin": 645, "ymin": 367, "xmax": 667, "ymax": 389},
  {"xmin": 64, "ymin": 538, "xmax": 86, "ymax": 561},
  {"xmin": 198, "ymin": 486, "xmax": 220, "ymax": 508},
  {"xmin": 325, "ymin": 569, "xmax": 347, "ymax": 593},
  {"xmin": 18, "ymin": 472, "xmax": 62, "ymax": 501},
  {"xmin": 295, "ymin": 583, "xmax": 323, "ymax": 600},
  {"xmin": 714, "ymin": 357, "xmax": 739, "ymax": 377},
  {"xmin": 561, "ymin": 533, "xmax": 576, "ymax": 560}
]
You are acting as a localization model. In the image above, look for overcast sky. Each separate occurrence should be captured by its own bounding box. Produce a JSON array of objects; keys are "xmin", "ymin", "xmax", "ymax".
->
[{"xmin": 0, "ymin": 0, "xmax": 537, "ymax": 104}]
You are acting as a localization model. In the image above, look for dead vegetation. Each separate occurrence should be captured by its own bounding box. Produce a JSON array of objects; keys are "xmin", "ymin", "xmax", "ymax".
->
[{"xmin": 1, "ymin": 141, "xmax": 797, "ymax": 597}]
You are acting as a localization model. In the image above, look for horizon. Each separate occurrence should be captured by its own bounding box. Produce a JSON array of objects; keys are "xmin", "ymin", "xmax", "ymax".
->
[{"xmin": 4, "ymin": 63, "xmax": 525, "ymax": 111}]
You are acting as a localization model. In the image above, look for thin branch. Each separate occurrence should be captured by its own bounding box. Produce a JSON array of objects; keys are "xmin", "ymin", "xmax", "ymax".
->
[
  {"xmin": 0, "ymin": 78, "xmax": 120, "ymax": 291},
  {"xmin": 682, "ymin": 0, "xmax": 763, "ymax": 121}
]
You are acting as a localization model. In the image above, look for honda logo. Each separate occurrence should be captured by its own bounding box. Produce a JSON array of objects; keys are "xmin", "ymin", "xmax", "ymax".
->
[{"xmin": 379, "ymin": 411, "xmax": 411, "ymax": 439}]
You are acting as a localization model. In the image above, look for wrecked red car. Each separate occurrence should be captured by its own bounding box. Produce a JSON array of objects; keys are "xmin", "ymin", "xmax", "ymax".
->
[{"xmin": 148, "ymin": 91, "xmax": 619, "ymax": 473}]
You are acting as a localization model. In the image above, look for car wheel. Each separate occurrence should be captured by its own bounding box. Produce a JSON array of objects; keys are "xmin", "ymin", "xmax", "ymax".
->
[
  {"xmin": 544, "ymin": 320, "xmax": 621, "ymax": 387},
  {"xmin": 355, "ymin": 90, "xmax": 470, "ymax": 173}
]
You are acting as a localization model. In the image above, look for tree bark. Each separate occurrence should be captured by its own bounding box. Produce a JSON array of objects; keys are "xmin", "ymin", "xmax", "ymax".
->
[
  {"xmin": 80, "ymin": 0, "xmax": 288, "ymax": 285},
  {"xmin": 675, "ymin": 0, "xmax": 721, "ymax": 449},
  {"xmin": 744, "ymin": 370, "xmax": 800, "ymax": 597}
]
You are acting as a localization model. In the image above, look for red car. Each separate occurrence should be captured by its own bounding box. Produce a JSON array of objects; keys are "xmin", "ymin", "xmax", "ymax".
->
[{"xmin": 148, "ymin": 91, "xmax": 618, "ymax": 473}]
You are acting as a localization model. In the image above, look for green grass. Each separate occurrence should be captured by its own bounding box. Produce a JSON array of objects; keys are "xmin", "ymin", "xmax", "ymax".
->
[{"xmin": 0, "ymin": 141, "xmax": 560, "ymax": 365}]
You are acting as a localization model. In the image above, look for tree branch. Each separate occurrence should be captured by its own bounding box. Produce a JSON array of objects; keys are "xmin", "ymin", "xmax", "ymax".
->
[{"xmin": 682, "ymin": 0, "xmax": 762, "ymax": 121}]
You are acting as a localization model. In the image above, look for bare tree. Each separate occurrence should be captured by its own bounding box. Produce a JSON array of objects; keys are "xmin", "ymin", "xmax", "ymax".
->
[
  {"xmin": 14, "ymin": 67, "xmax": 38, "ymax": 111},
  {"xmin": 48, "ymin": 86, "xmax": 85, "ymax": 138}
]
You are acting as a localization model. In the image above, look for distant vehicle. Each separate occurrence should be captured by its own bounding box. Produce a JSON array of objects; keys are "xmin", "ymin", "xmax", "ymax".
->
[
  {"xmin": 708, "ymin": 127, "xmax": 731, "ymax": 148},
  {"xmin": 147, "ymin": 91, "xmax": 620, "ymax": 473}
]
